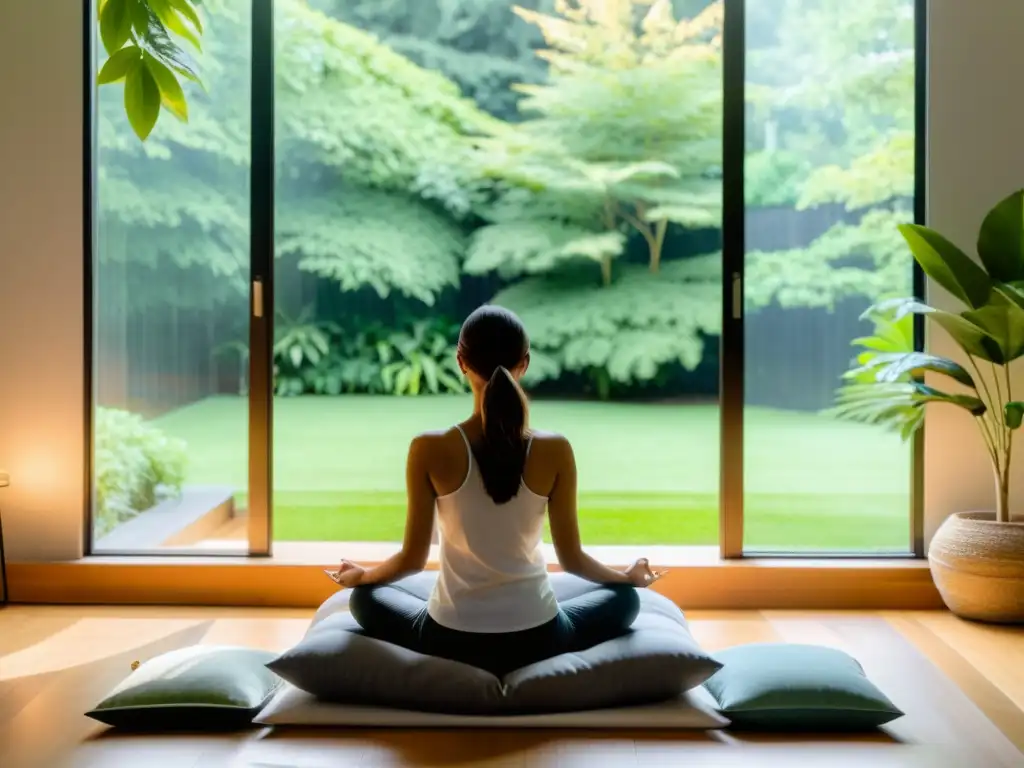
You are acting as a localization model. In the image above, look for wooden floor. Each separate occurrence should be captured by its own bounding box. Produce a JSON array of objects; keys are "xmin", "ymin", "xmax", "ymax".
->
[{"xmin": 0, "ymin": 606, "xmax": 1022, "ymax": 768}]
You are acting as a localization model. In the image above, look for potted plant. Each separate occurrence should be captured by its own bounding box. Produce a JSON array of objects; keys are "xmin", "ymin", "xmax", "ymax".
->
[{"xmin": 834, "ymin": 189, "xmax": 1024, "ymax": 623}]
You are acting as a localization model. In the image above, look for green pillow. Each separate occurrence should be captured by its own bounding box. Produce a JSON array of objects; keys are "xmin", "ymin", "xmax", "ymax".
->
[
  {"xmin": 703, "ymin": 643, "xmax": 903, "ymax": 731},
  {"xmin": 86, "ymin": 645, "xmax": 282, "ymax": 731}
]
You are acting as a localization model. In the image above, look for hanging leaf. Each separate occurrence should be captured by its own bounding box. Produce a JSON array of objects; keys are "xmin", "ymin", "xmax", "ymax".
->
[
  {"xmin": 871, "ymin": 297, "xmax": 1004, "ymax": 363},
  {"xmin": 851, "ymin": 351, "xmax": 975, "ymax": 388},
  {"xmin": 962, "ymin": 291, "xmax": 1024, "ymax": 363},
  {"xmin": 898, "ymin": 224, "xmax": 991, "ymax": 310},
  {"xmin": 124, "ymin": 57, "xmax": 162, "ymax": 140},
  {"xmin": 977, "ymin": 189, "xmax": 1024, "ymax": 282},
  {"xmin": 148, "ymin": 0, "xmax": 202, "ymax": 50},
  {"xmin": 144, "ymin": 53, "xmax": 188, "ymax": 121},
  {"xmin": 1005, "ymin": 402, "xmax": 1024, "ymax": 430},
  {"xmin": 911, "ymin": 383, "xmax": 987, "ymax": 416},
  {"xmin": 166, "ymin": 0, "xmax": 203, "ymax": 34},
  {"xmin": 97, "ymin": 45, "xmax": 142, "ymax": 85},
  {"xmin": 99, "ymin": 0, "xmax": 133, "ymax": 56}
]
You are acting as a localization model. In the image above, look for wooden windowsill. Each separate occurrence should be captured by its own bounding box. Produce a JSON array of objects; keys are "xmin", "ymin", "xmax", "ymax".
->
[{"xmin": 7, "ymin": 545, "xmax": 942, "ymax": 610}]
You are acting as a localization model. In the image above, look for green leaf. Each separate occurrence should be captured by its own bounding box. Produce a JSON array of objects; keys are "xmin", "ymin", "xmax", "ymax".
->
[
  {"xmin": 130, "ymin": 0, "xmax": 152, "ymax": 36},
  {"xmin": 898, "ymin": 224, "xmax": 991, "ymax": 310},
  {"xmin": 99, "ymin": 0, "xmax": 133, "ymax": 56},
  {"xmin": 148, "ymin": 0, "xmax": 202, "ymax": 50},
  {"xmin": 97, "ymin": 45, "xmax": 142, "ymax": 84},
  {"xmin": 872, "ymin": 297, "xmax": 1004, "ymax": 363},
  {"xmin": 166, "ymin": 0, "xmax": 203, "ymax": 34},
  {"xmin": 962, "ymin": 291, "xmax": 1024, "ymax": 363},
  {"xmin": 143, "ymin": 52, "xmax": 188, "ymax": 121},
  {"xmin": 1005, "ymin": 402, "xmax": 1024, "ymax": 430},
  {"xmin": 928, "ymin": 310, "xmax": 1006, "ymax": 364},
  {"xmin": 853, "ymin": 352, "xmax": 976, "ymax": 388},
  {"xmin": 421, "ymin": 356, "xmax": 440, "ymax": 394},
  {"xmin": 135, "ymin": 13, "xmax": 202, "ymax": 84},
  {"xmin": 912, "ymin": 383, "xmax": 987, "ymax": 416},
  {"xmin": 977, "ymin": 189, "xmax": 1024, "ymax": 282},
  {"xmin": 123, "ymin": 57, "xmax": 162, "ymax": 140}
]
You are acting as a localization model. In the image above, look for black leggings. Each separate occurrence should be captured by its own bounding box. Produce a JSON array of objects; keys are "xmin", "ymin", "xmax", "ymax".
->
[{"xmin": 349, "ymin": 581, "xmax": 641, "ymax": 678}]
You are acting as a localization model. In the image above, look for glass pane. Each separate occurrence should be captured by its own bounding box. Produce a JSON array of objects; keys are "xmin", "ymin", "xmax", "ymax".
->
[
  {"xmin": 272, "ymin": 0, "xmax": 722, "ymax": 551},
  {"xmin": 743, "ymin": 0, "xmax": 915, "ymax": 552},
  {"xmin": 92, "ymin": 4, "xmax": 252, "ymax": 553}
]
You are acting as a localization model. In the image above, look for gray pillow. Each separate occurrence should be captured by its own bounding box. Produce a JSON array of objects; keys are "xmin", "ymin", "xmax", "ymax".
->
[
  {"xmin": 703, "ymin": 643, "xmax": 904, "ymax": 731},
  {"xmin": 86, "ymin": 645, "xmax": 282, "ymax": 730},
  {"xmin": 269, "ymin": 611, "xmax": 504, "ymax": 715},
  {"xmin": 268, "ymin": 573, "xmax": 721, "ymax": 715}
]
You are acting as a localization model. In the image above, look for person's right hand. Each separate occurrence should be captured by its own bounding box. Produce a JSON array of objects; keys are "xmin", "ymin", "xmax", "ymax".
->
[{"xmin": 624, "ymin": 558, "xmax": 666, "ymax": 588}]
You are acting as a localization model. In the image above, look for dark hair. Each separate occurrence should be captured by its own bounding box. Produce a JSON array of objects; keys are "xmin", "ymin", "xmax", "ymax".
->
[{"xmin": 457, "ymin": 305, "xmax": 530, "ymax": 504}]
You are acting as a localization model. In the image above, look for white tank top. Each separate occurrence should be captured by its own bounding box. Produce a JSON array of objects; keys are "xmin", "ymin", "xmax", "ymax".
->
[{"xmin": 426, "ymin": 426, "xmax": 559, "ymax": 633}]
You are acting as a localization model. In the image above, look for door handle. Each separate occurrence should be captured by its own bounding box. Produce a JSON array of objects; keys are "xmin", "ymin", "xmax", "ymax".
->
[
  {"xmin": 731, "ymin": 272, "xmax": 742, "ymax": 320},
  {"xmin": 253, "ymin": 278, "xmax": 264, "ymax": 318}
]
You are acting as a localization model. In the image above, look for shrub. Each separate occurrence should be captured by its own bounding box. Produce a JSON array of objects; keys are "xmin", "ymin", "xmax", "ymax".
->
[{"xmin": 94, "ymin": 408, "xmax": 188, "ymax": 536}]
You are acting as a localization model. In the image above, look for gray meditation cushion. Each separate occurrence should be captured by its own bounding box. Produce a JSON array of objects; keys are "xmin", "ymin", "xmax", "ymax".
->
[{"xmin": 268, "ymin": 572, "xmax": 721, "ymax": 715}]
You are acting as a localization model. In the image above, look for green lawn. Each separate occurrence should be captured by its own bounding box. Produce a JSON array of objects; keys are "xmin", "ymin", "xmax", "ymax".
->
[{"xmin": 154, "ymin": 396, "xmax": 912, "ymax": 550}]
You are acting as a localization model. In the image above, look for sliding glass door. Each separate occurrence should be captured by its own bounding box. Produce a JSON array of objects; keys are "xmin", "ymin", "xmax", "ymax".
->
[
  {"xmin": 730, "ymin": 0, "xmax": 922, "ymax": 554},
  {"xmin": 90, "ymin": 0, "xmax": 265, "ymax": 554}
]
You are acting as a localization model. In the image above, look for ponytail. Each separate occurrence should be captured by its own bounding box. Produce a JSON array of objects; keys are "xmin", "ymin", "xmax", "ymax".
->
[{"xmin": 478, "ymin": 366, "xmax": 529, "ymax": 504}]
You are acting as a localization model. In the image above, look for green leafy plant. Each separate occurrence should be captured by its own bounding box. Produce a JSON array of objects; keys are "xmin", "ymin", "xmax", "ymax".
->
[
  {"xmin": 273, "ymin": 309, "xmax": 340, "ymax": 396},
  {"xmin": 377, "ymin": 320, "xmax": 466, "ymax": 396},
  {"xmin": 833, "ymin": 189, "xmax": 1024, "ymax": 523},
  {"xmin": 96, "ymin": 0, "xmax": 205, "ymax": 140},
  {"xmin": 94, "ymin": 407, "xmax": 188, "ymax": 536},
  {"xmin": 304, "ymin": 331, "xmax": 385, "ymax": 396}
]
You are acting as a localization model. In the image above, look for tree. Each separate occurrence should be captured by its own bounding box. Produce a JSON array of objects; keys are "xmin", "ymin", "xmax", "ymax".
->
[
  {"xmin": 464, "ymin": 0, "xmax": 724, "ymax": 394},
  {"xmin": 744, "ymin": 0, "xmax": 916, "ymax": 311},
  {"xmin": 96, "ymin": 0, "xmax": 498, "ymax": 312},
  {"xmin": 312, "ymin": 0, "xmax": 553, "ymax": 122}
]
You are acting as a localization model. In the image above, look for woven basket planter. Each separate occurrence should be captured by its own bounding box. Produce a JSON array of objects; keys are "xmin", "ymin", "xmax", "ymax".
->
[{"xmin": 928, "ymin": 512, "xmax": 1024, "ymax": 623}]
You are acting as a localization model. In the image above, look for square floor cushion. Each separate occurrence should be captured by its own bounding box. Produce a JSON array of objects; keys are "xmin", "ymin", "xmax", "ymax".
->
[
  {"xmin": 267, "ymin": 572, "xmax": 721, "ymax": 715},
  {"xmin": 87, "ymin": 645, "xmax": 283, "ymax": 730},
  {"xmin": 702, "ymin": 643, "xmax": 904, "ymax": 731}
]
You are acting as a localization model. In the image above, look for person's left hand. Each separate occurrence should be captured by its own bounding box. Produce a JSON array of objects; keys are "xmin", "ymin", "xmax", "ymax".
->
[{"xmin": 329, "ymin": 559, "xmax": 365, "ymax": 588}]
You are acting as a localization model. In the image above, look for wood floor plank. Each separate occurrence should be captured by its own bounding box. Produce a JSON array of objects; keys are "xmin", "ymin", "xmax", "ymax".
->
[
  {"xmin": 910, "ymin": 612, "xmax": 1024, "ymax": 712},
  {"xmin": 684, "ymin": 610, "xmax": 782, "ymax": 651},
  {"xmin": 886, "ymin": 613, "xmax": 1024, "ymax": 755}
]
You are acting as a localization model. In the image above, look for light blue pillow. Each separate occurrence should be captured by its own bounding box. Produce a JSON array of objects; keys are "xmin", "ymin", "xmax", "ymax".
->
[{"xmin": 703, "ymin": 643, "xmax": 903, "ymax": 730}]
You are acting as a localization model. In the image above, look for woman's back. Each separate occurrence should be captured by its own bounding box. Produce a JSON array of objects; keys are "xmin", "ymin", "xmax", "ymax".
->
[{"xmin": 427, "ymin": 424, "xmax": 559, "ymax": 633}]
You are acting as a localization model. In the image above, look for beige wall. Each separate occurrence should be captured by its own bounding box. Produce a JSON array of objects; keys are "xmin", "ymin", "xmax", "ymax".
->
[
  {"xmin": 0, "ymin": 1, "xmax": 86, "ymax": 560},
  {"xmin": 0, "ymin": 1, "xmax": 1019, "ymax": 561},
  {"xmin": 924, "ymin": 0, "xmax": 1024, "ymax": 542}
]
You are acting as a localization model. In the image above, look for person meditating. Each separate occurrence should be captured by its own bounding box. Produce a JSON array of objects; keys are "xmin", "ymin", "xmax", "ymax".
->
[{"xmin": 328, "ymin": 305, "xmax": 665, "ymax": 677}]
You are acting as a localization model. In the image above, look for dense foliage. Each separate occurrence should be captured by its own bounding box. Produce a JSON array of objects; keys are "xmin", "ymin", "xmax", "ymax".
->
[
  {"xmin": 94, "ymin": 407, "xmax": 188, "ymax": 535},
  {"xmin": 96, "ymin": 0, "xmax": 918, "ymax": 400},
  {"xmin": 98, "ymin": 0, "xmax": 497, "ymax": 311},
  {"xmin": 745, "ymin": 0, "xmax": 916, "ymax": 309}
]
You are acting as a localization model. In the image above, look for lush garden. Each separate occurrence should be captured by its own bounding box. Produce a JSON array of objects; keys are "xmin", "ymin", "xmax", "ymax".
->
[{"xmin": 93, "ymin": 0, "xmax": 917, "ymax": 548}]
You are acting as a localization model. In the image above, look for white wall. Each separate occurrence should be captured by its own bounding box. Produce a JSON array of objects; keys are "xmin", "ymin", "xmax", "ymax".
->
[
  {"xmin": 0, "ymin": 0, "xmax": 1018, "ymax": 561},
  {"xmin": 0, "ymin": 1, "xmax": 86, "ymax": 560},
  {"xmin": 924, "ymin": 0, "xmax": 1024, "ymax": 542}
]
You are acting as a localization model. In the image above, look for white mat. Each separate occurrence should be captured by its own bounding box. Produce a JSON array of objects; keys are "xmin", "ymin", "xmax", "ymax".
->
[{"xmin": 255, "ymin": 682, "xmax": 729, "ymax": 729}]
